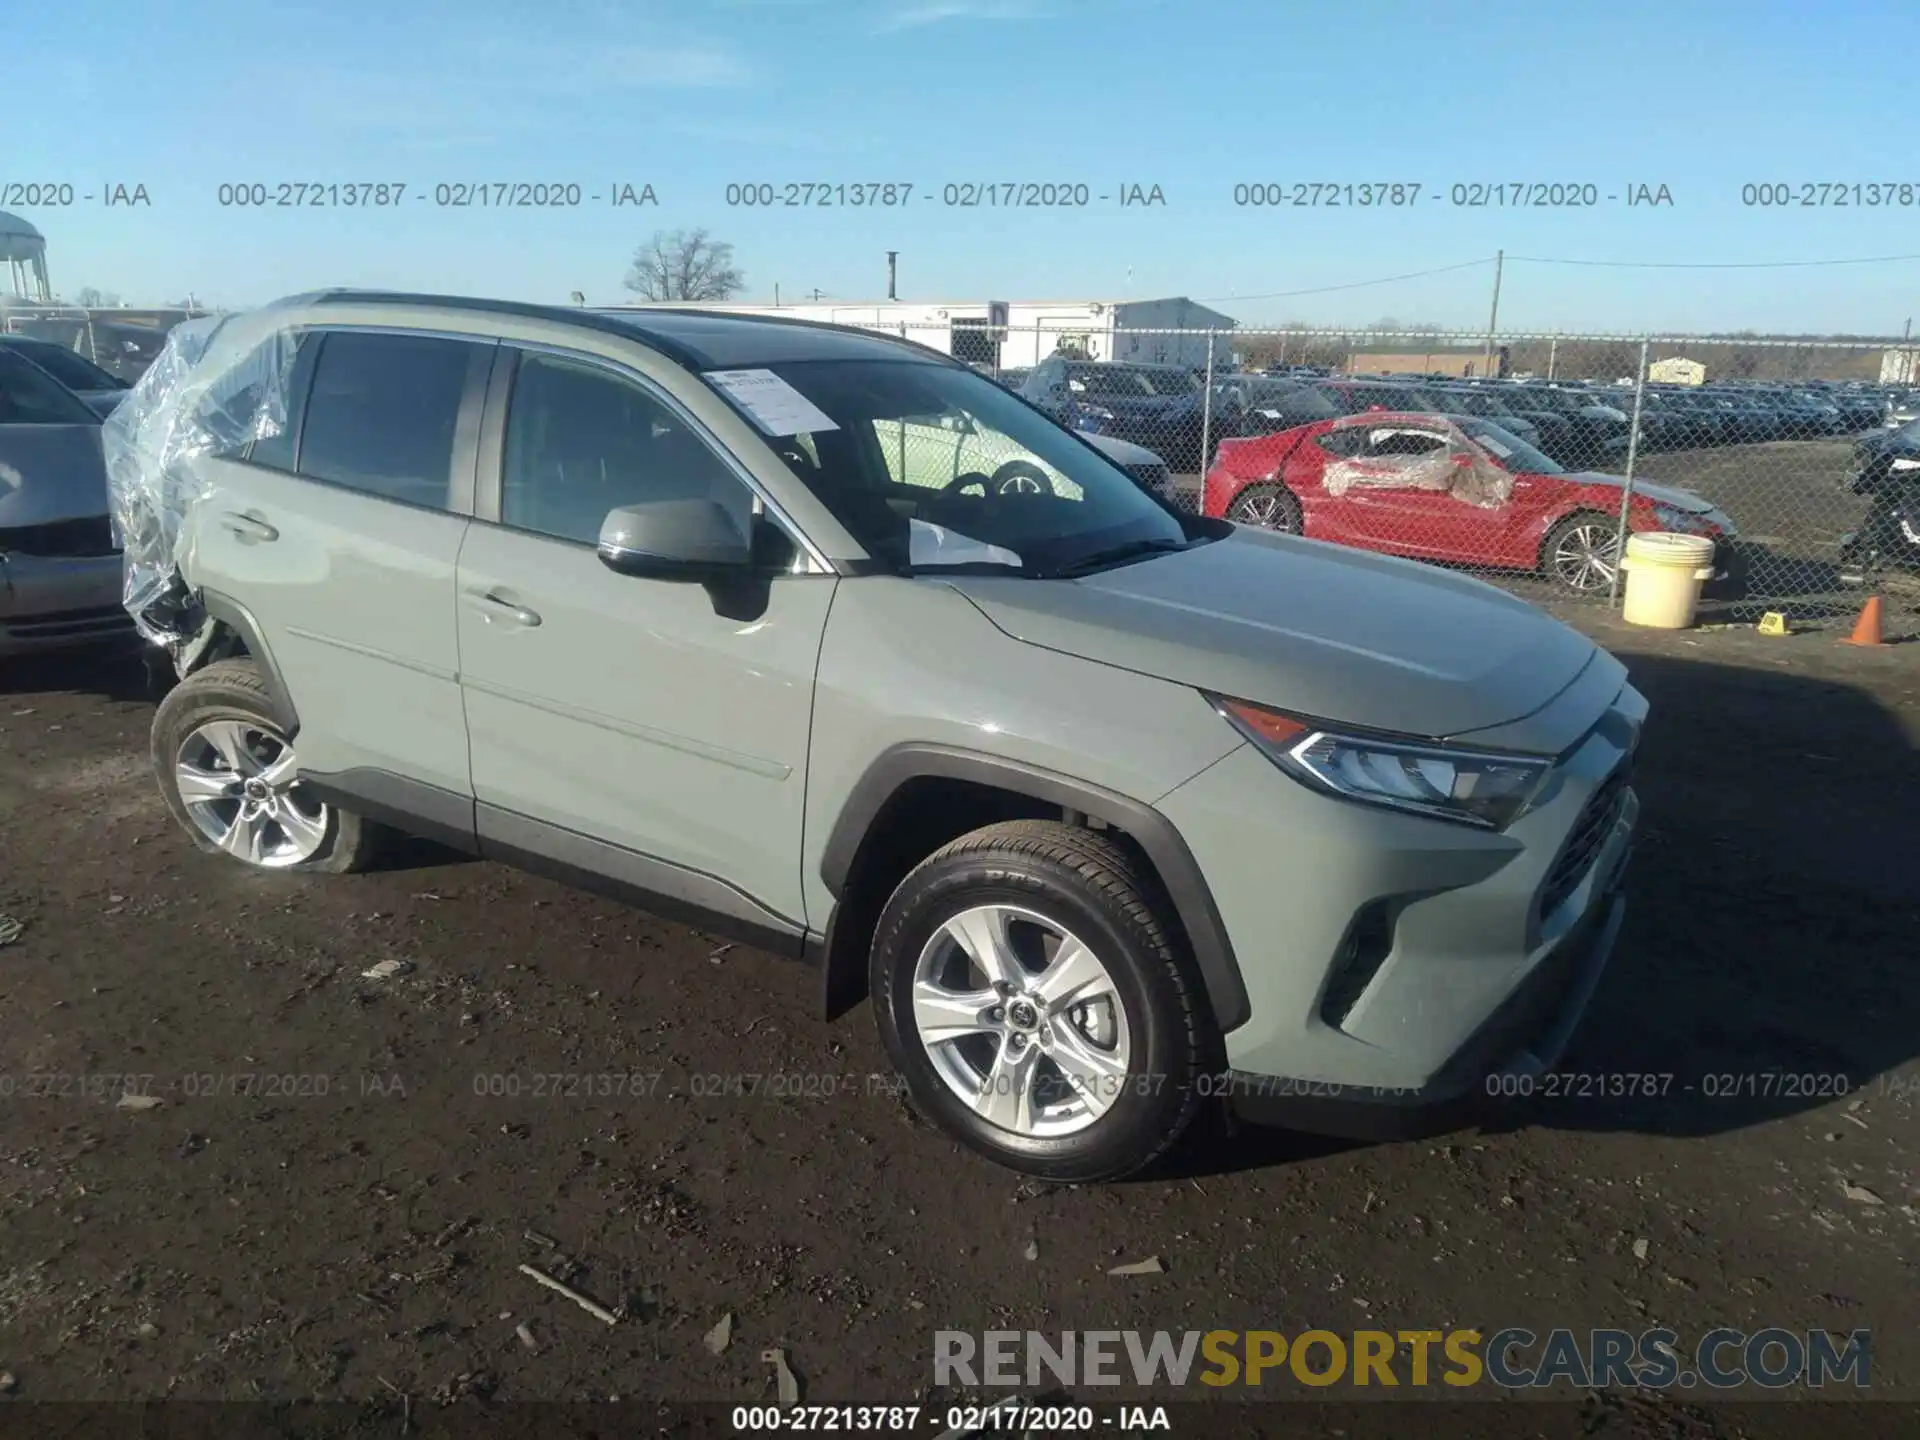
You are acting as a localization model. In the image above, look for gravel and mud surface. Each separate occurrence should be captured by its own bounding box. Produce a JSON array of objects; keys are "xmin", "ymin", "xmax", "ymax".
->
[{"xmin": 1, "ymin": 611, "xmax": 1916, "ymax": 1431}]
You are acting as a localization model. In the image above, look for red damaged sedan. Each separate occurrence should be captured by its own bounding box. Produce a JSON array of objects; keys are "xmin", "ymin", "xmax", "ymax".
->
[{"xmin": 1203, "ymin": 412, "xmax": 1742, "ymax": 593}]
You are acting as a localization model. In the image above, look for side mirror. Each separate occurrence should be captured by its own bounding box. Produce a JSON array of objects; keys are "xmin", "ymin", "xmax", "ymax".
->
[{"xmin": 597, "ymin": 499, "xmax": 751, "ymax": 581}]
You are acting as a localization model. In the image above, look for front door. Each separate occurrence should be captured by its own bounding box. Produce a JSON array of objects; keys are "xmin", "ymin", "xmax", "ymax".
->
[{"xmin": 455, "ymin": 347, "xmax": 835, "ymax": 939}]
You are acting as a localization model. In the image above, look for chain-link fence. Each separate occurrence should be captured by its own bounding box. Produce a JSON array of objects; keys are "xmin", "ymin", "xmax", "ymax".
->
[
  {"xmin": 844, "ymin": 320, "xmax": 1918, "ymax": 616},
  {"xmin": 1, "ymin": 304, "xmax": 210, "ymax": 382}
]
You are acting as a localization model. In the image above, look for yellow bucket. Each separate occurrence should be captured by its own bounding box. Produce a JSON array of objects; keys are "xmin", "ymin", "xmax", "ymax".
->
[{"xmin": 1619, "ymin": 532, "xmax": 1716, "ymax": 629}]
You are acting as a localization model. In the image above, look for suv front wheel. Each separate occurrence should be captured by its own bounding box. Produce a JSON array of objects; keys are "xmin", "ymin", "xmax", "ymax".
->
[
  {"xmin": 152, "ymin": 658, "xmax": 378, "ymax": 874},
  {"xmin": 870, "ymin": 820, "xmax": 1208, "ymax": 1181}
]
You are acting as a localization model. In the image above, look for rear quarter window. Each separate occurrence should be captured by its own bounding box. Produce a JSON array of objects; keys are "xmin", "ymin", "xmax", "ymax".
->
[{"xmin": 295, "ymin": 331, "xmax": 479, "ymax": 510}]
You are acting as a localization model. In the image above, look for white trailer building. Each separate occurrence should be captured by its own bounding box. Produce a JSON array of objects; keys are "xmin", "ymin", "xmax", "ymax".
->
[{"xmin": 608, "ymin": 296, "xmax": 1238, "ymax": 371}]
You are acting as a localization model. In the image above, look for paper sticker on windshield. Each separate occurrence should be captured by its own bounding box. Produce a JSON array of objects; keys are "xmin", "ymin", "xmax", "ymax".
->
[{"xmin": 705, "ymin": 369, "xmax": 839, "ymax": 437}]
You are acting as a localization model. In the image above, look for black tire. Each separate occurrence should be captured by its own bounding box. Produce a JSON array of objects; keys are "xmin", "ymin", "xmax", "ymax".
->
[
  {"xmin": 151, "ymin": 658, "xmax": 379, "ymax": 874},
  {"xmin": 1540, "ymin": 511, "xmax": 1623, "ymax": 594},
  {"xmin": 1225, "ymin": 483, "xmax": 1303, "ymax": 534},
  {"xmin": 989, "ymin": 459, "xmax": 1056, "ymax": 496},
  {"xmin": 869, "ymin": 820, "xmax": 1209, "ymax": 1182}
]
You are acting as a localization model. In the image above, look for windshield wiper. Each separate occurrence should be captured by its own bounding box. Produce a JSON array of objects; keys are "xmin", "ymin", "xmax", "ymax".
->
[{"xmin": 1048, "ymin": 538, "xmax": 1193, "ymax": 578}]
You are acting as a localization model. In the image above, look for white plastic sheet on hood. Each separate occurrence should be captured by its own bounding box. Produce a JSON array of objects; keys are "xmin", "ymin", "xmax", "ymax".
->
[
  {"xmin": 101, "ymin": 312, "xmax": 300, "ymax": 641},
  {"xmin": 1319, "ymin": 415, "xmax": 1514, "ymax": 510}
]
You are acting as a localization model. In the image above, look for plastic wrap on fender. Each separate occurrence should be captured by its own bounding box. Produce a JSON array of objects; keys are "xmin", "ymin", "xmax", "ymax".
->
[
  {"xmin": 1319, "ymin": 414, "xmax": 1515, "ymax": 510},
  {"xmin": 101, "ymin": 313, "xmax": 298, "ymax": 642}
]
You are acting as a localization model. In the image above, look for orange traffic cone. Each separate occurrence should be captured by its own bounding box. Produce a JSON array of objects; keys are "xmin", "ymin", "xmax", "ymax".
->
[{"xmin": 1842, "ymin": 595, "xmax": 1885, "ymax": 647}]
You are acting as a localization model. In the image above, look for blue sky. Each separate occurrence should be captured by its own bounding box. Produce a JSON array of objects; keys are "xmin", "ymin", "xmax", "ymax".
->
[{"xmin": 11, "ymin": 0, "xmax": 1920, "ymax": 334}]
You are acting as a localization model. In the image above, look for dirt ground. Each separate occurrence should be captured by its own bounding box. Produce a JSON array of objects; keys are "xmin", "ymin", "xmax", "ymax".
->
[{"xmin": 1, "ymin": 607, "xmax": 1916, "ymax": 1428}]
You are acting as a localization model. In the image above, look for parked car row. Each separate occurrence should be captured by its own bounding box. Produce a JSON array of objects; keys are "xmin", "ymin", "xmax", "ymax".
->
[{"xmin": 994, "ymin": 353, "xmax": 1891, "ymax": 481}]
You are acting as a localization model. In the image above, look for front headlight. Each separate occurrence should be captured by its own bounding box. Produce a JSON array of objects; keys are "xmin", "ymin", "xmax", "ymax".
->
[
  {"xmin": 1210, "ymin": 695, "xmax": 1552, "ymax": 830},
  {"xmin": 1652, "ymin": 503, "xmax": 1715, "ymax": 533}
]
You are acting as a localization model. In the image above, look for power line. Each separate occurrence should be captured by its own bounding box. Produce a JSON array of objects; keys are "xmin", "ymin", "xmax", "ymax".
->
[
  {"xmin": 1508, "ymin": 252, "xmax": 1920, "ymax": 270},
  {"xmin": 1196, "ymin": 257, "xmax": 1495, "ymax": 302},
  {"xmin": 1203, "ymin": 251, "xmax": 1920, "ymax": 306}
]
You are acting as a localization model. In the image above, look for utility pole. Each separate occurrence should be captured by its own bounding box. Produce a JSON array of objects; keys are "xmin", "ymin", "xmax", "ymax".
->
[
  {"xmin": 774, "ymin": 282, "xmax": 780, "ymax": 306},
  {"xmin": 1905, "ymin": 316, "xmax": 1914, "ymax": 383},
  {"xmin": 1481, "ymin": 249, "xmax": 1504, "ymax": 378},
  {"xmin": 886, "ymin": 251, "xmax": 898, "ymax": 301},
  {"xmin": 807, "ymin": 288, "xmax": 826, "ymax": 302}
]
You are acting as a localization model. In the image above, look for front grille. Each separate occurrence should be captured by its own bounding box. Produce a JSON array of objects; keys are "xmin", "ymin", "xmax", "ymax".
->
[
  {"xmin": 1539, "ymin": 766, "xmax": 1630, "ymax": 918},
  {"xmin": 2, "ymin": 605, "xmax": 134, "ymax": 640},
  {"xmin": 0, "ymin": 516, "xmax": 119, "ymax": 558}
]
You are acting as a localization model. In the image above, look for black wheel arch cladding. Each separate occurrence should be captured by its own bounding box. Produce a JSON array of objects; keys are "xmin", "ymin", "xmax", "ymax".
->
[{"xmin": 818, "ymin": 743, "xmax": 1251, "ymax": 1034}]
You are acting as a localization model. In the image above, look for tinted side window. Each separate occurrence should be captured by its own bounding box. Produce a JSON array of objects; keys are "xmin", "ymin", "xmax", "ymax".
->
[
  {"xmin": 297, "ymin": 331, "xmax": 475, "ymax": 509},
  {"xmin": 0, "ymin": 350, "xmax": 97, "ymax": 425},
  {"xmin": 501, "ymin": 353, "xmax": 755, "ymax": 547}
]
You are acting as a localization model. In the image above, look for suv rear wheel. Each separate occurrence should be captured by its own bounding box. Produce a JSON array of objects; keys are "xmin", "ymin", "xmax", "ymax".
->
[
  {"xmin": 152, "ymin": 658, "xmax": 378, "ymax": 874},
  {"xmin": 870, "ymin": 820, "xmax": 1207, "ymax": 1181}
]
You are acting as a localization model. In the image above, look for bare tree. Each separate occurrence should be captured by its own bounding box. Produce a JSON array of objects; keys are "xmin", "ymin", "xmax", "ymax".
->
[
  {"xmin": 622, "ymin": 229, "xmax": 746, "ymax": 302},
  {"xmin": 75, "ymin": 286, "xmax": 105, "ymax": 306}
]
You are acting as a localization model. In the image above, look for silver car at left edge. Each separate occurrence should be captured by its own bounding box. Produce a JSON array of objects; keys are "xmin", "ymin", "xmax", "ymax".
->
[{"xmin": 0, "ymin": 347, "xmax": 132, "ymax": 656}]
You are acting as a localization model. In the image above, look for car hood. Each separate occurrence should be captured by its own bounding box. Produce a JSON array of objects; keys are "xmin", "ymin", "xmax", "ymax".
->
[
  {"xmin": 1565, "ymin": 471, "xmax": 1713, "ymax": 512},
  {"xmin": 1081, "ymin": 432, "xmax": 1165, "ymax": 467},
  {"xmin": 945, "ymin": 527, "xmax": 1612, "ymax": 745},
  {"xmin": 0, "ymin": 424, "xmax": 112, "ymax": 527}
]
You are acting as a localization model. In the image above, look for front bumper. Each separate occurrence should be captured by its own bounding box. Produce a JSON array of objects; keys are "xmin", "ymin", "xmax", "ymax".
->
[
  {"xmin": 1228, "ymin": 869, "xmax": 1627, "ymax": 1140},
  {"xmin": 1157, "ymin": 676, "xmax": 1643, "ymax": 1138},
  {"xmin": 0, "ymin": 551, "xmax": 135, "ymax": 655}
]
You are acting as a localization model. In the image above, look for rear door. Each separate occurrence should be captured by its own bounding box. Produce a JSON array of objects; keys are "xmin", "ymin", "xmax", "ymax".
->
[
  {"xmin": 455, "ymin": 345, "xmax": 835, "ymax": 939},
  {"xmin": 184, "ymin": 326, "xmax": 490, "ymax": 812}
]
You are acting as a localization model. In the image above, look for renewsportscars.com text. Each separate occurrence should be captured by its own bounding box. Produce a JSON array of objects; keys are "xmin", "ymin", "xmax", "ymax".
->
[{"xmin": 934, "ymin": 1327, "xmax": 1871, "ymax": 1390}]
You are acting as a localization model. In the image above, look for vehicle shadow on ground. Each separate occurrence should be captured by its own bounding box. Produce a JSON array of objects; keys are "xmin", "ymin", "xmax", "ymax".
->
[
  {"xmin": 1514, "ymin": 647, "xmax": 1920, "ymax": 1140},
  {"xmin": 1175, "ymin": 646, "xmax": 1920, "ymax": 1180},
  {"xmin": 0, "ymin": 641, "xmax": 163, "ymax": 706}
]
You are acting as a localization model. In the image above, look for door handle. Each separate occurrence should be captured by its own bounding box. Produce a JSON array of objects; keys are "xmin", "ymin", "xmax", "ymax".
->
[
  {"xmin": 469, "ymin": 588, "xmax": 542, "ymax": 628},
  {"xmin": 220, "ymin": 510, "xmax": 278, "ymax": 542}
]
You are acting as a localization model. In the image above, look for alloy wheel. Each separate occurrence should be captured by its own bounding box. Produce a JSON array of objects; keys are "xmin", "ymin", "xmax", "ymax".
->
[
  {"xmin": 1549, "ymin": 521, "xmax": 1622, "ymax": 591},
  {"xmin": 909, "ymin": 904, "xmax": 1132, "ymax": 1138},
  {"xmin": 174, "ymin": 719, "xmax": 329, "ymax": 868},
  {"xmin": 1228, "ymin": 491, "xmax": 1299, "ymax": 533}
]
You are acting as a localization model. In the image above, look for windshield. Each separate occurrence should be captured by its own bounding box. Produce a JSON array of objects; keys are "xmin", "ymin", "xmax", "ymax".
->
[
  {"xmin": 1073, "ymin": 366, "xmax": 1196, "ymax": 398},
  {"xmin": 1527, "ymin": 389, "xmax": 1590, "ymax": 414},
  {"xmin": 1460, "ymin": 419, "xmax": 1565, "ymax": 474},
  {"xmin": 0, "ymin": 349, "xmax": 101, "ymax": 425},
  {"xmin": 704, "ymin": 359, "xmax": 1192, "ymax": 575},
  {"xmin": 0, "ymin": 340, "xmax": 122, "ymax": 391},
  {"xmin": 1329, "ymin": 385, "xmax": 1430, "ymax": 414},
  {"xmin": 1242, "ymin": 381, "xmax": 1339, "ymax": 419}
]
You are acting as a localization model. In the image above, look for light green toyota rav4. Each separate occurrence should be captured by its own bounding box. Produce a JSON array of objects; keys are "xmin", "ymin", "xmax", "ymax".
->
[{"xmin": 104, "ymin": 292, "xmax": 1642, "ymax": 1181}]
